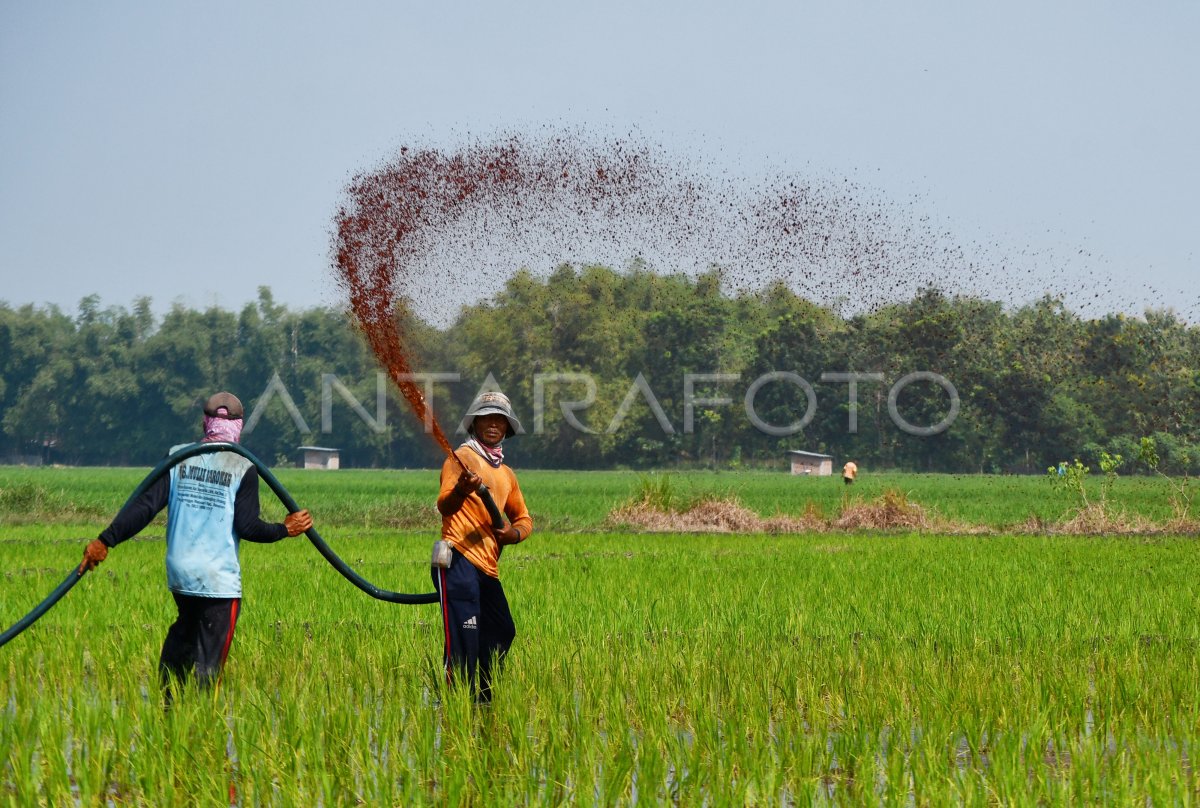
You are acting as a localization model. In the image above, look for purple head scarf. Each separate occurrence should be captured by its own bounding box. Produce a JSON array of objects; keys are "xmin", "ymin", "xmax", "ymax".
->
[{"xmin": 202, "ymin": 410, "xmax": 244, "ymax": 443}]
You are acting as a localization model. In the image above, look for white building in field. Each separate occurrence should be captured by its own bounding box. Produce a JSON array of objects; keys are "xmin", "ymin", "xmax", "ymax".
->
[
  {"xmin": 298, "ymin": 446, "xmax": 340, "ymax": 470},
  {"xmin": 786, "ymin": 450, "xmax": 833, "ymax": 476}
]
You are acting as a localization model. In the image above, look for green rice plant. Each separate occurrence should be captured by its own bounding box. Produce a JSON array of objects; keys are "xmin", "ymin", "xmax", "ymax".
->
[
  {"xmin": 3, "ymin": 472, "xmax": 1200, "ymax": 803},
  {"xmin": 634, "ymin": 471, "xmax": 678, "ymax": 512}
]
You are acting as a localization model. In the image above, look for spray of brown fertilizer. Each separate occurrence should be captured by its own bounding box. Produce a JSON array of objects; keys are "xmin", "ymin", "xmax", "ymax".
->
[
  {"xmin": 332, "ymin": 135, "xmax": 673, "ymax": 465},
  {"xmin": 330, "ymin": 131, "xmax": 1071, "ymax": 455}
]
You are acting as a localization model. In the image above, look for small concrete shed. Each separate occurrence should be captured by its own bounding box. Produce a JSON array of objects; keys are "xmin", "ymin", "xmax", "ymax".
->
[
  {"xmin": 298, "ymin": 446, "xmax": 340, "ymax": 470},
  {"xmin": 786, "ymin": 450, "xmax": 833, "ymax": 476}
]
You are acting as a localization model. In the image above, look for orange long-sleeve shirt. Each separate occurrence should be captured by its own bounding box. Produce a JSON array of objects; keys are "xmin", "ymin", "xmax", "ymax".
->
[{"xmin": 438, "ymin": 447, "xmax": 533, "ymax": 579}]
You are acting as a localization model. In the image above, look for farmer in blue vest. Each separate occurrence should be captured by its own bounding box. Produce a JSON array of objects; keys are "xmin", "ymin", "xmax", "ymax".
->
[{"xmin": 79, "ymin": 392, "xmax": 312, "ymax": 696}]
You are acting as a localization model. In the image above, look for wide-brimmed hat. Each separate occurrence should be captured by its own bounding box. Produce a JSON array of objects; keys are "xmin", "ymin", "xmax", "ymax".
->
[
  {"xmin": 463, "ymin": 391, "xmax": 522, "ymax": 438},
  {"xmin": 203, "ymin": 391, "xmax": 244, "ymax": 420}
]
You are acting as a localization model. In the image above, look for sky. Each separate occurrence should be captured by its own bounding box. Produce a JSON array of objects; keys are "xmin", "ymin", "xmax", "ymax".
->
[{"xmin": 1, "ymin": 1, "xmax": 1197, "ymax": 323}]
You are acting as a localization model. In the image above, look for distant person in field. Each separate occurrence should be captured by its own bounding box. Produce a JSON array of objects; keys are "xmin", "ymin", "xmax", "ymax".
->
[
  {"xmin": 433, "ymin": 391, "xmax": 533, "ymax": 704},
  {"xmin": 842, "ymin": 460, "xmax": 858, "ymax": 485},
  {"xmin": 79, "ymin": 392, "xmax": 312, "ymax": 699}
]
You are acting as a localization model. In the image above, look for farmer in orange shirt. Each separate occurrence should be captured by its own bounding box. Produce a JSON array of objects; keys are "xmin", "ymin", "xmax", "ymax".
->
[
  {"xmin": 433, "ymin": 391, "xmax": 533, "ymax": 703},
  {"xmin": 842, "ymin": 460, "xmax": 858, "ymax": 485}
]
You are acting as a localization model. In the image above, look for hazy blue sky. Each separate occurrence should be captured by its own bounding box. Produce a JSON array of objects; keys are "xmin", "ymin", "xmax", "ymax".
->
[{"xmin": 2, "ymin": 2, "xmax": 1196, "ymax": 321}]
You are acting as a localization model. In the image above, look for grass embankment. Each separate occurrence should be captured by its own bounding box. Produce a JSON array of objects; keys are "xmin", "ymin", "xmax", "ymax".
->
[{"xmin": 0, "ymin": 465, "xmax": 1193, "ymax": 533}]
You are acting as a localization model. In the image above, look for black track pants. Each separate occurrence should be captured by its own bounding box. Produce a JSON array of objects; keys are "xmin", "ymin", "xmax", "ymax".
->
[
  {"xmin": 159, "ymin": 592, "xmax": 241, "ymax": 694},
  {"xmin": 432, "ymin": 548, "xmax": 515, "ymax": 702}
]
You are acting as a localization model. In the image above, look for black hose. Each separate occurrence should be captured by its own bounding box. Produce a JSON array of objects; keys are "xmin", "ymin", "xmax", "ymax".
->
[
  {"xmin": 1, "ymin": 441, "xmax": 450, "ymax": 649},
  {"xmin": 219, "ymin": 442, "xmax": 439, "ymax": 605},
  {"xmin": 476, "ymin": 482, "xmax": 507, "ymax": 530},
  {"xmin": 0, "ymin": 567, "xmax": 83, "ymax": 648}
]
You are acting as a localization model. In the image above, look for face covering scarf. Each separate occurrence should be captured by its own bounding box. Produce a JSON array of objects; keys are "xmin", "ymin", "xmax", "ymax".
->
[
  {"xmin": 202, "ymin": 415, "xmax": 244, "ymax": 443},
  {"xmin": 463, "ymin": 437, "xmax": 504, "ymax": 468}
]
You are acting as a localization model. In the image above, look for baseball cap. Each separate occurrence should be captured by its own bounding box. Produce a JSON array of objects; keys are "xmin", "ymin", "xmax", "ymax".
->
[{"xmin": 203, "ymin": 391, "xmax": 244, "ymax": 420}]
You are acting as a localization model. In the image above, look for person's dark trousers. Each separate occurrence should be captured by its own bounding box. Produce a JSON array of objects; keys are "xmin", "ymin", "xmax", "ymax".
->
[
  {"xmin": 432, "ymin": 548, "xmax": 515, "ymax": 703},
  {"xmin": 159, "ymin": 592, "xmax": 241, "ymax": 700}
]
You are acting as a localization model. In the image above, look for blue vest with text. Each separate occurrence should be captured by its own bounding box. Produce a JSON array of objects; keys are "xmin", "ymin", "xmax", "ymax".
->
[{"xmin": 165, "ymin": 445, "xmax": 252, "ymax": 597}]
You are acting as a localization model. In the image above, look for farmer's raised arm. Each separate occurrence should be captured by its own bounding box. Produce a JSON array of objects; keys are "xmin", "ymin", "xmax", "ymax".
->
[{"xmin": 438, "ymin": 452, "xmax": 481, "ymax": 517}]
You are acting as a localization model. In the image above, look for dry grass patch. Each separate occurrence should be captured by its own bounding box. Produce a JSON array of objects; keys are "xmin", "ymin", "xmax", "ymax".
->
[
  {"xmin": 833, "ymin": 489, "xmax": 933, "ymax": 531},
  {"xmin": 608, "ymin": 482, "xmax": 1192, "ymax": 536},
  {"xmin": 1020, "ymin": 514, "xmax": 1051, "ymax": 533},
  {"xmin": 1021, "ymin": 503, "xmax": 1200, "ymax": 536},
  {"xmin": 1163, "ymin": 516, "xmax": 1200, "ymax": 535},
  {"xmin": 608, "ymin": 488, "xmax": 953, "ymax": 534},
  {"xmin": 608, "ymin": 497, "xmax": 823, "ymax": 534},
  {"xmin": 1055, "ymin": 504, "xmax": 1157, "ymax": 535}
]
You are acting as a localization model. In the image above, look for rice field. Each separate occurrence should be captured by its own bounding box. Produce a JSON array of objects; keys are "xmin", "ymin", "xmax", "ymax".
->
[
  {"xmin": 2, "ymin": 466, "xmax": 1198, "ymax": 804},
  {"xmin": 0, "ymin": 465, "xmax": 1190, "ymax": 531}
]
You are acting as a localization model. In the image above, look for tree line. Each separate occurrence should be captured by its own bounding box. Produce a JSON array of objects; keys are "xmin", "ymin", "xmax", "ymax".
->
[{"xmin": 2, "ymin": 266, "xmax": 1197, "ymax": 473}]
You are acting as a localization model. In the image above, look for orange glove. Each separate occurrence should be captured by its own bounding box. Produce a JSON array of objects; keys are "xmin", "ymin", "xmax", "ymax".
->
[
  {"xmin": 79, "ymin": 539, "xmax": 108, "ymax": 573},
  {"xmin": 284, "ymin": 509, "xmax": 313, "ymax": 537}
]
